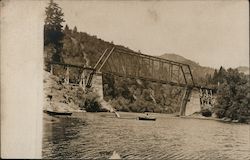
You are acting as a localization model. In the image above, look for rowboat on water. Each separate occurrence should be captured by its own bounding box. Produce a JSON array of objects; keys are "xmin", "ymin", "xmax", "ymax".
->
[
  {"xmin": 138, "ymin": 116, "xmax": 156, "ymax": 121},
  {"xmin": 43, "ymin": 110, "xmax": 72, "ymax": 116},
  {"xmin": 138, "ymin": 113, "xmax": 156, "ymax": 121}
]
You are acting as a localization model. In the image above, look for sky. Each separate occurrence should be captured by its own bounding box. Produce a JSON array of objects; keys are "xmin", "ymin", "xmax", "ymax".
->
[{"xmin": 56, "ymin": 0, "xmax": 249, "ymax": 69}]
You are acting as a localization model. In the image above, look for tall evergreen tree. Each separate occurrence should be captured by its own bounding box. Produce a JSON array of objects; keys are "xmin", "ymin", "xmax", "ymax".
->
[
  {"xmin": 73, "ymin": 26, "xmax": 78, "ymax": 34},
  {"xmin": 44, "ymin": 0, "xmax": 65, "ymax": 62},
  {"xmin": 64, "ymin": 24, "xmax": 70, "ymax": 34}
]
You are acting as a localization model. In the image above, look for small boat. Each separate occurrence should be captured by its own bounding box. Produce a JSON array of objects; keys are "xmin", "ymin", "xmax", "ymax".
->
[
  {"xmin": 138, "ymin": 116, "xmax": 156, "ymax": 121},
  {"xmin": 43, "ymin": 110, "xmax": 72, "ymax": 116}
]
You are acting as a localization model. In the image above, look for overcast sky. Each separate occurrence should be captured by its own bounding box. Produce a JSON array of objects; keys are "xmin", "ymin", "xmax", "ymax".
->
[{"xmin": 57, "ymin": 0, "xmax": 249, "ymax": 69}]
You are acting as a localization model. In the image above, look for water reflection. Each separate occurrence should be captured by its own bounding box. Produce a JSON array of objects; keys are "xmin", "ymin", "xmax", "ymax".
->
[
  {"xmin": 43, "ymin": 112, "xmax": 250, "ymax": 159},
  {"xmin": 43, "ymin": 116, "xmax": 87, "ymax": 158}
]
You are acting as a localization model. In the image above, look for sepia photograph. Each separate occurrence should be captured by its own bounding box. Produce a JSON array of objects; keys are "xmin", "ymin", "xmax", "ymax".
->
[{"xmin": 1, "ymin": 0, "xmax": 249, "ymax": 159}]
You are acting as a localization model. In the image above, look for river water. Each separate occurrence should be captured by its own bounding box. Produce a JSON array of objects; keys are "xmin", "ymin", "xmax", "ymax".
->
[{"xmin": 43, "ymin": 112, "xmax": 250, "ymax": 159}]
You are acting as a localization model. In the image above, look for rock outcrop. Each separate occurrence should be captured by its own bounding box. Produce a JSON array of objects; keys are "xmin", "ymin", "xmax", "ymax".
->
[
  {"xmin": 43, "ymin": 71, "xmax": 84, "ymax": 112},
  {"xmin": 43, "ymin": 70, "xmax": 114, "ymax": 112}
]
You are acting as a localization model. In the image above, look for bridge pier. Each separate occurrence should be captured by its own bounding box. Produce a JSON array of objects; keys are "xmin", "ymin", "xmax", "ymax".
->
[
  {"xmin": 90, "ymin": 72, "xmax": 104, "ymax": 99},
  {"xmin": 50, "ymin": 64, "xmax": 53, "ymax": 74},
  {"xmin": 184, "ymin": 89, "xmax": 201, "ymax": 116},
  {"xmin": 64, "ymin": 67, "xmax": 70, "ymax": 84},
  {"xmin": 79, "ymin": 70, "xmax": 89, "ymax": 90},
  {"xmin": 180, "ymin": 87, "xmax": 192, "ymax": 116},
  {"xmin": 182, "ymin": 88, "xmax": 215, "ymax": 116}
]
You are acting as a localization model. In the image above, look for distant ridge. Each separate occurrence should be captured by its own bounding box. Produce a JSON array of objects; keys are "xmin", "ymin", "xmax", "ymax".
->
[
  {"xmin": 236, "ymin": 66, "xmax": 249, "ymax": 75},
  {"xmin": 159, "ymin": 53, "xmax": 200, "ymax": 67},
  {"xmin": 159, "ymin": 53, "xmax": 215, "ymax": 84}
]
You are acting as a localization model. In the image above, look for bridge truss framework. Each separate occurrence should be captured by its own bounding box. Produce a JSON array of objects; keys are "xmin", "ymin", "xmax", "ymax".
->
[{"xmin": 48, "ymin": 47, "xmax": 215, "ymax": 116}]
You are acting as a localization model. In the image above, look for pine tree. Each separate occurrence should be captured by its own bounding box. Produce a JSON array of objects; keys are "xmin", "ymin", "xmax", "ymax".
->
[
  {"xmin": 217, "ymin": 66, "xmax": 227, "ymax": 83},
  {"xmin": 212, "ymin": 69, "xmax": 218, "ymax": 84},
  {"xmin": 73, "ymin": 26, "xmax": 78, "ymax": 34},
  {"xmin": 64, "ymin": 24, "xmax": 70, "ymax": 34},
  {"xmin": 44, "ymin": 0, "xmax": 65, "ymax": 62}
]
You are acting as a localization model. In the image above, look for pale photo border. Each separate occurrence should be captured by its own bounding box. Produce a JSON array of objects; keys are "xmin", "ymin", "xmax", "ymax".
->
[{"xmin": 1, "ymin": 0, "xmax": 45, "ymax": 158}]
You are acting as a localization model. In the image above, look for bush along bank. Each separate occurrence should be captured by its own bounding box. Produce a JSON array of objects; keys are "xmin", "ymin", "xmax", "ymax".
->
[
  {"xmin": 195, "ymin": 67, "xmax": 250, "ymax": 124},
  {"xmin": 213, "ymin": 68, "xmax": 250, "ymax": 123}
]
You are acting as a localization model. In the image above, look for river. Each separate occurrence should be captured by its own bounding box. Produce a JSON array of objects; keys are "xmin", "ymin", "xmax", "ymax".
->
[{"xmin": 43, "ymin": 112, "xmax": 250, "ymax": 159}]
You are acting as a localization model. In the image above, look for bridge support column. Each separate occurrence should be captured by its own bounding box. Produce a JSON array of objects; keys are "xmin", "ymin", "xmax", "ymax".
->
[
  {"xmin": 185, "ymin": 89, "xmax": 201, "ymax": 116},
  {"xmin": 64, "ymin": 67, "xmax": 69, "ymax": 84},
  {"xmin": 79, "ymin": 70, "xmax": 88, "ymax": 90},
  {"xmin": 50, "ymin": 64, "xmax": 53, "ymax": 75},
  {"xmin": 88, "ymin": 71, "xmax": 104, "ymax": 99},
  {"xmin": 180, "ymin": 87, "xmax": 191, "ymax": 116}
]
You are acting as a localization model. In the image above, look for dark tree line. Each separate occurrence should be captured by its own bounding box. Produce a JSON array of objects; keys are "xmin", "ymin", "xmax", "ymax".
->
[{"xmin": 44, "ymin": 0, "xmax": 65, "ymax": 62}]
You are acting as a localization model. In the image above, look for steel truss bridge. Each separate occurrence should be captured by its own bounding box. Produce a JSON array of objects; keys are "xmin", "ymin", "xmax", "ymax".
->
[
  {"xmin": 86, "ymin": 47, "xmax": 195, "ymax": 89},
  {"xmin": 49, "ymin": 46, "xmax": 215, "ymax": 115}
]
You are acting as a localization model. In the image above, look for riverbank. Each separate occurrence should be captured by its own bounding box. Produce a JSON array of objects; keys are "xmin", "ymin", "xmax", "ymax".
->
[
  {"xmin": 182, "ymin": 112, "xmax": 250, "ymax": 124},
  {"xmin": 96, "ymin": 111, "xmax": 250, "ymax": 125},
  {"xmin": 43, "ymin": 70, "xmax": 115, "ymax": 113},
  {"xmin": 44, "ymin": 70, "xmax": 249, "ymax": 125}
]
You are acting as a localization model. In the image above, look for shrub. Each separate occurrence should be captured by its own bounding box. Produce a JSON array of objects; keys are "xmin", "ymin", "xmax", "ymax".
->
[
  {"xmin": 214, "ymin": 68, "xmax": 250, "ymax": 121},
  {"xmin": 79, "ymin": 91, "xmax": 105, "ymax": 112},
  {"xmin": 110, "ymin": 97, "xmax": 130, "ymax": 112},
  {"xmin": 201, "ymin": 108, "xmax": 212, "ymax": 117}
]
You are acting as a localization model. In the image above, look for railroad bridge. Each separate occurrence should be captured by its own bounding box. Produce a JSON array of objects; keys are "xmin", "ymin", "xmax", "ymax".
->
[{"xmin": 49, "ymin": 47, "xmax": 215, "ymax": 116}]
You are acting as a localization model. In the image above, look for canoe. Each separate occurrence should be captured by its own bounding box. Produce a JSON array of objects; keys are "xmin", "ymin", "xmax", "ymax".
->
[
  {"xmin": 138, "ymin": 116, "xmax": 156, "ymax": 121},
  {"xmin": 43, "ymin": 110, "xmax": 72, "ymax": 116}
]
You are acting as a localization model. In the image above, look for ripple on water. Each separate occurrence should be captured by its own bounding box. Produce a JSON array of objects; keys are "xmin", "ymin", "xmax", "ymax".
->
[{"xmin": 43, "ymin": 112, "xmax": 250, "ymax": 159}]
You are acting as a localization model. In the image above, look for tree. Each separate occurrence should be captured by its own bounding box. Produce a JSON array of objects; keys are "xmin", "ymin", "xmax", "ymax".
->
[
  {"xmin": 214, "ymin": 68, "xmax": 250, "ymax": 122},
  {"xmin": 73, "ymin": 26, "xmax": 78, "ymax": 33},
  {"xmin": 64, "ymin": 24, "xmax": 71, "ymax": 34},
  {"xmin": 217, "ymin": 66, "xmax": 227, "ymax": 83},
  {"xmin": 44, "ymin": 0, "xmax": 65, "ymax": 62},
  {"xmin": 212, "ymin": 69, "xmax": 218, "ymax": 84}
]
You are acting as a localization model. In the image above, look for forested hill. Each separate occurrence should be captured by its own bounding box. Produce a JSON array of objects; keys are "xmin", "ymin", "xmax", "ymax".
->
[
  {"xmin": 50, "ymin": 25, "xmax": 134, "ymax": 68},
  {"xmin": 44, "ymin": 25, "xmax": 216, "ymax": 86}
]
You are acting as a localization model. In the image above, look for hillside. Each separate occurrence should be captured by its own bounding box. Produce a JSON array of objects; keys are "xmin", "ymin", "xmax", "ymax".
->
[
  {"xmin": 45, "ymin": 25, "xmax": 248, "ymax": 114},
  {"xmin": 160, "ymin": 53, "xmax": 215, "ymax": 85},
  {"xmin": 45, "ymin": 26, "xmax": 215, "ymax": 86},
  {"xmin": 44, "ymin": 26, "xmax": 189, "ymax": 113}
]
